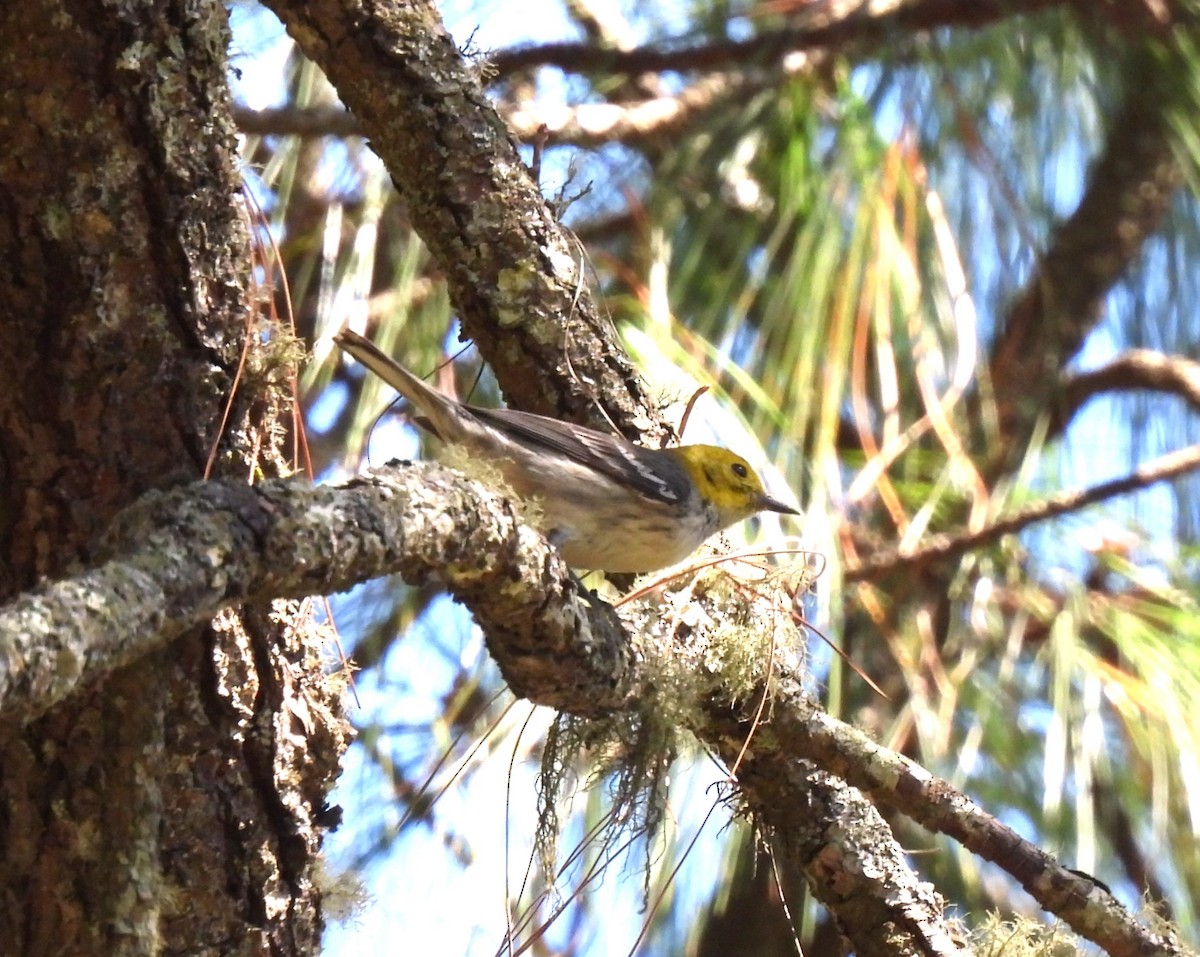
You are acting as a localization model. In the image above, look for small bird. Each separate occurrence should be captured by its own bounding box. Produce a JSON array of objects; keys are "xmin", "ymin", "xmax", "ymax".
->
[{"xmin": 335, "ymin": 330, "xmax": 798, "ymax": 573}]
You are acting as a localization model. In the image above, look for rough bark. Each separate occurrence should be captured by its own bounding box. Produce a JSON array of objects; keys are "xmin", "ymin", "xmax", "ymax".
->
[
  {"xmin": 0, "ymin": 0, "xmax": 345, "ymax": 954},
  {"xmin": 0, "ymin": 464, "xmax": 633, "ymax": 723},
  {"xmin": 264, "ymin": 0, "xmax": 669, "ymax": 447}
]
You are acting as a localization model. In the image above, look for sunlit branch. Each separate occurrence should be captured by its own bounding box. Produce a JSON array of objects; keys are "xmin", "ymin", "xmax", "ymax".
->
[
  {"xmin": 0, "ymin": 463, "xmax": 635, "ymax": 723},
  {"xmin": 846, "ymin": 442, "xmax": 1200, "ymax": 583},
  {"xmin": 1053, "ymin": 348, "xmax": 1200, "ymax": 435},
  {"xmin": 503, "ymin": 72, "xmax": 773, "ymax": 147},
  {"xmin": 235, "ymin": 69, "xmax": 792, "ymax": 150}
]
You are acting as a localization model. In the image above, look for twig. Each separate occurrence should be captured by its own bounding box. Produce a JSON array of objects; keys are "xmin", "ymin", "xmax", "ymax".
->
[{"xmin": 847, "ymin": 442, "xmax": 1200, "ymax": 582}]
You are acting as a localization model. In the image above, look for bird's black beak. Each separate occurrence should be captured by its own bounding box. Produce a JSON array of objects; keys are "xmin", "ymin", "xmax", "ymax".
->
[{"xmin": 760, "ymin": 492, "xmax": 800, "ymax": 516}]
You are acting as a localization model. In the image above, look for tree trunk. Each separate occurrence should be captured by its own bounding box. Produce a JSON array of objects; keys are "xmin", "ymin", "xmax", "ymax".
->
[{"xmin": 0, "ymin": 1, "xmax": 345, "ymax": 954}]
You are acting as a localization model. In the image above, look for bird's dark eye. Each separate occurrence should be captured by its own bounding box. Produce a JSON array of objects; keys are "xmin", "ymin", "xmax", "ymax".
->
[{"xmin": 731, "ymin": 462, "xmax": 748, "ymax": 478}]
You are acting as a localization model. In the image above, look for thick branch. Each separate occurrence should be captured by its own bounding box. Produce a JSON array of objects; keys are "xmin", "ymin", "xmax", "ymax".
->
[
  {"xmin": 1053, "ymin": 348, "xmax": 1200, "ymax": 433},
  {"xmin": 262, "ymin": 0, "xmax": 666, "ymax": 444},
  {"xmin": 0, "ymin": 461, "xmax": 1177, "ymax": 956},
  {"xmin": 0, "ymin": 464, "xmax": 634, "ymax": 723},
  {"xmin": 737, "ymin": 763, "xmax": 962, "ymax": 957},
  {"xmin": 989, "ymin": 44, "xmax": 1184, "ymax": 452}
]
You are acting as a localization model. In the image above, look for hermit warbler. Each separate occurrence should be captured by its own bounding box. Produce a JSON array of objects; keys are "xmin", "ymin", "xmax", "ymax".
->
[{"xmin": 336, "ymin": 330, "xmax": 797, "ymax": 573}]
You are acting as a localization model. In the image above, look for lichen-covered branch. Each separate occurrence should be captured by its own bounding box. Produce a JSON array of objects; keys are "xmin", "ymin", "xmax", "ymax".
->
[
  {"xmin": 262, "ymin": 0, "xmax": 667, "ymax": 446},
  {"xmin": 701, "ymin": 678, "xmax": 1185, "ymax": 957},
  {"xmin": 744, "ymin": 764, "xmax": 963, "ymax": 957},
  {"xmin": 0, "ymin": 463, "xmax": 634, "ymax": 724},
  {"xmin": 0, "ymin": 456, "xmax": 1179, "ymax": 956}
]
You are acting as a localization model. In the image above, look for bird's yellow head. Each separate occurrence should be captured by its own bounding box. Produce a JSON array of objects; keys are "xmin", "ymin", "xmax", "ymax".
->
[{"xmin": 673, "ymin": 445, "xmax": 799, "ymax": 527}]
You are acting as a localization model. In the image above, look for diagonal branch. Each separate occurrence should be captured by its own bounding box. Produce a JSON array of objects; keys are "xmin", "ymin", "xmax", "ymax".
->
[
  {"xmin": 846, "ymin": 442, "xmax": 1200, "ymax": 583},
  {"xmin": 702, "ymin": 678, "xmax": 1185, "ymax": 957},
  {"xmin": 989, "ymin": 44, "xmax": 1185, "ymax": 454},
  {"xmin": 224, "ymin": 3, "xmax": 1194, "ymax": 952},
  {"xmin": 0, "ymin": 456, "xmax": 1178, "ymax": 957},
  {"xmin": 502, "ymin": 71, "xmax": 775, "ymax": 147},
  {"xmin": 764, "ymin": 767, "xmax": 963, "ymax": 957},
  {"xmin": 262, "ymin": 0, "xmax": 668, "ymax": 446},
  {"xmin": 0, "ymin": 460, "xmax": 966, "ymax": 954}
]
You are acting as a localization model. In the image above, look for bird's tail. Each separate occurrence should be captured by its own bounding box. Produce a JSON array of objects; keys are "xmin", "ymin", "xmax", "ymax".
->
[{"xmin": 334, "ymin": 329, "xmax": 459, "ymax": 439}]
